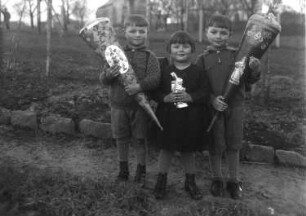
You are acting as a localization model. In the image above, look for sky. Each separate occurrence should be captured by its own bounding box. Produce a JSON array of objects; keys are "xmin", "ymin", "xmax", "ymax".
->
[
  {"xmin": 1, "ymin": 0, "xmax": 304, "ymax": 23},
  {"xmin": 1, "ymin": 0, "xmax": 108, "ymax": 22}
]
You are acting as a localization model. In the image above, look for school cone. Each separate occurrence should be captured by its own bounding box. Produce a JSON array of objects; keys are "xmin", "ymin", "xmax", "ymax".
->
[
  {"xmin": 206, "ymin": 2, "xmax": 281, "ymax": 132},
  {"xmin": 79, "ymin": 17, "xmax": 163, "ymax": 131}
]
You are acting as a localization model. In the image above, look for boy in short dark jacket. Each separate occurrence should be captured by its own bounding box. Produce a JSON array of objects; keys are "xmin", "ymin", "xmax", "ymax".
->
[{"xmin": 100, "ymin": 15, "xmax": 160, "ymax": 185}]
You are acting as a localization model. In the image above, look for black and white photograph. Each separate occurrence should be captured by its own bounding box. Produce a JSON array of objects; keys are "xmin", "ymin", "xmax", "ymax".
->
[{"xmin": 0, "ymin": 0, "xmax": 305, "ymax": 215}]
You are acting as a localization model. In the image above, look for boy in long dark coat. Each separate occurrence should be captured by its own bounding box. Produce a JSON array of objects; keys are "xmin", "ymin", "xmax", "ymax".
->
[{"xmin": 196, "ymin": 14, "xmax": 261, "ymax": 199}]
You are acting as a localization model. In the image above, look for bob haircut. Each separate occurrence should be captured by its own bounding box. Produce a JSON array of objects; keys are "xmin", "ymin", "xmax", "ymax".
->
[
  {"xmin": 124, "ymin": 14, "xmax": 149, "ymax": 28},
  {"xmin": 166, "ymin": 31, "xmax": 196, "ymax": 53},
  {"xmin": 207, "ymin": 14, "xmax": 232, "ymax": 32}
]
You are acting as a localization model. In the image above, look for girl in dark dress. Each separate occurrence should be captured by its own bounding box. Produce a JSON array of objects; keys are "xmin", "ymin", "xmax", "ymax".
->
[{"xmin": 153, "ymin": 31, "xmax": 210, "ymax": 200}]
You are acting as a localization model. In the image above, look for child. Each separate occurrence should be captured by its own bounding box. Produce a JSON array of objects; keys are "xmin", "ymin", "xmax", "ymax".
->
[
  {"xmin": 153, "ymin": 31, "xmax": 210, "ymax": 200},
  {"xmin": 196, "ymin": 14, "xmax": 261, "ymax": 199},
  {"xmin": 100, "ymin": 15, "xmax": 161, "ymax": 185}
]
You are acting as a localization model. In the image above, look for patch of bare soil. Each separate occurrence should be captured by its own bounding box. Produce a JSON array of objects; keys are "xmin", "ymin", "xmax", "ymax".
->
[{"xmin": 0, "ymin": 126, "xmax": 305, "ymax": 216}]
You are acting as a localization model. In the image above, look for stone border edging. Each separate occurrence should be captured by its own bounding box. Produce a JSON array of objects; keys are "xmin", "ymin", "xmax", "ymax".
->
[{"xmin": 0, "ymin": 107, "xmax": 305, "ymax": 168}]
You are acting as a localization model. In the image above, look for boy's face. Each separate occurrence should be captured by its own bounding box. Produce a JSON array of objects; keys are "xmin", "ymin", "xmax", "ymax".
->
[
  {"xmin": 170, "ymin": 43, "xmax": 192, "ymax": 63},
  {"xmin": 125, "ymin": 25, "xmax": 148, "ymax": 48},
  {"xmin": 206, "ymin": 26, "xmax": 230, "ymax": 48}
]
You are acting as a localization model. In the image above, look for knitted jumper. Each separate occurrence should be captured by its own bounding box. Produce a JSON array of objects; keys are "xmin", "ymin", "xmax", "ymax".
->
[{"xmin": 101, "ymin": 46, "xmax": 161, "ymax": 109}]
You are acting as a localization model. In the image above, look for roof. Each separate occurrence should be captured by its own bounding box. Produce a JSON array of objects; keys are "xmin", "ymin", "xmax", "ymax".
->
[{"xmin": 98, "ymin": 0, "xmax": 113, "ymax": 9}]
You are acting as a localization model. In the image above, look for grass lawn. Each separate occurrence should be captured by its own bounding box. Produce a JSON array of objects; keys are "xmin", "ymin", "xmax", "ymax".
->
[{"xmin": 1, "ymin": 26, "xmax": 305, "ymax": 153}]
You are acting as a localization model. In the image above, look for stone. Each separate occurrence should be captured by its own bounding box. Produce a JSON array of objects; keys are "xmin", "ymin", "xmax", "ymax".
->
[
  {"xmin": 11, "ymin": 110, "xmax": 37, "ymax": 129},
  {"xmin": 79, "ymin": 119, "xmax": 112, "ymax": 139},
  {"xmin": 245, "ymin": 144, "xmax": 275, "ymax": 163},
  {"xmin": 275, "ymin": 150, "xmax": 306, "ymax": 168},
  {"xmin": 40, "ymin": 114, "xmax": 76, "ymax": 135},
  {"xmin": 0, "ymin": 108, "xmax": 11, "ymax": 125}
]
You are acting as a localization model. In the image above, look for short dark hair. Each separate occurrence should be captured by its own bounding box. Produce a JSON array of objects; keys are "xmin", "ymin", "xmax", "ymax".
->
[
  {"xmin": 166, "ymin": 31, "xmax": 196, "ymax": 53},
  {"xmin": 207, "ymin": 14, "xmax": 232, "ymax": 32},
  {"xmin": 124, "ymin": 14, "xmax": 149, "ymax": 28}
]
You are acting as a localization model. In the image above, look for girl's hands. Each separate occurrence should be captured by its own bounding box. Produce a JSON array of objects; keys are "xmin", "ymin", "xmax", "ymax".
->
[
  {"xmin": 212, "ymin": 96, "xmax": 228, "ymax": 111},
  {"xmin": 163, "ymin": 92, "xmax": 192, "ymax": 103},
  {"xmin": 164, "ymin": 92, "xmax": 176, "ymax": 103},
  {"xmin": 175, "ymin": 91, "xmax": 192, "ymax": 102}
]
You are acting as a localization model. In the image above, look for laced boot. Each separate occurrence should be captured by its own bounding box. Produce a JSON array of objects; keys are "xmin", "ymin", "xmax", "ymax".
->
[
  {"xmin": 184, "ymin": 173, "xmax": 203, "ymax": 200},
  {"xmin": 226, "ymin": 181, "xmax": 243, "ymax": 200},
  {"xmin": 134, "ymin": 164, "xmax": 146, "ymax": 187},
  {"xmin": 210, "ymin": 178, "xmax": 224, "ymax": 197},
  {"xmin": 154, "ymin": 173, "xmax": 167, "ymax": 199},
  {"xmin": 117, "ymin": 161, "xmax": 129, "ymax": 181}
]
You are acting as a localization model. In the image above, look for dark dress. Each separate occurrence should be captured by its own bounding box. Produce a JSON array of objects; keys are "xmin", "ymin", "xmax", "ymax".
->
[{"xmin": 154, "ymin": 63, "xmax": 210, "ymax": 152}]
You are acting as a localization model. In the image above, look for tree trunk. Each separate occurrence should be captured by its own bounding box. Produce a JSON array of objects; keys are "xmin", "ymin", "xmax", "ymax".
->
[
  {"xmin": 30, "ymin": 12, "xmax": 34, "ymax": 28},
  {"xmin": 65, "ymin": 0, "xmax": 70, "ymax": 24},
  {"xmin": 46, "ymin": 0, "xmax": 52, "ymax": 77},
  {"xmin": 61, "ymin": 0, "xmax": 67, "ymax": 31},
  {"xmin": 37, "ymin": 0, "xmax": 41, "ymax": 33}
]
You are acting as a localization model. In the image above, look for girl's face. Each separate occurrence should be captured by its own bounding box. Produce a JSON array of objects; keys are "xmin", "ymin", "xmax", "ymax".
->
[
  {"xmin": 170, "ymin": 43, "xmax": 192, "ymax": 63},
  {"xmin": 206, "ymin": 26, "xmax": 230, "ymax": 48},
  {"xmin": 125, "ymin": 25, "xmax": 148, "ymax": 48}
]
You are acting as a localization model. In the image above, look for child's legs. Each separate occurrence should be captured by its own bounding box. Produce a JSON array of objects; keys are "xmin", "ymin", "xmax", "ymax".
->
[
  {"xmin": 111, "ymin": 107, "xmax": 131, "ymax": 162},
  {"xmin": 225, "ymin": 149, "xmax": 240, "ymax": 181},
  {"xmin": 133, "ymin": 138, "xmax": 147, "ymax": 165},
  {"xmin": 158, "ymin": 150, "xmax": 173, "ymax": 173},
  {"xmin": 180, "ymin": 152, "xmax": 195, "ymax": 174},
  {"xmin": 131, "ymin": 108, "xmax": 149, "ymax": 165},
  {"xmin": 209, "ymin": 115, "xmax": 226, "ymax": 178},
  {"xmin": 225, "ymin": 106, "xmax": 244, "ymax": 181},
  {"xmin": 117, "ymin": 138, "xmax": 130, "ymax": 162}
]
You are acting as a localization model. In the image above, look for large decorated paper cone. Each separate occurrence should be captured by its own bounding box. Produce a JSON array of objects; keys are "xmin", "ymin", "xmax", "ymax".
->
[
  {"xmin": 206, "ymin": 12, "xmax": 281, "ymax": 132},
  {"xmin": 79, "ymin": 18, "xmax": 163, "ymax": 131},
  {"xmin": 236, "ymin": 13, "xmax": 281, "ymax": 60}
]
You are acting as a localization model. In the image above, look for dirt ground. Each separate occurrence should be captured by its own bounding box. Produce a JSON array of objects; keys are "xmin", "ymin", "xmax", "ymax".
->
[{"xmin": 0, "ymin": 125, "xmax": 305, "ymax": 216}]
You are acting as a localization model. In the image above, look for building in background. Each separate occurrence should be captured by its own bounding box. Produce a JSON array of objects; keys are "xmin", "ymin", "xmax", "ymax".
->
[{"xmin": 96, "ymin": 0, "xmax": 146, "ymax": 26}]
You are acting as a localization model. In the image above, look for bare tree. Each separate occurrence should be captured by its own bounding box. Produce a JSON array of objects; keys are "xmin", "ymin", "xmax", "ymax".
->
[
  {"xmin": 65, "ymin": 0, "xmax": 70, "ymax": 24},
  {"xmin": 71, "ymin": 0, "xmax": 87, "ymax": 27},
  {"xmin": 26, "ymin": 0, "xmax": 37, "ymax": 28},
  {"xmin": 237, "ymin": 0, "xmax": 260, "ymax": 18},
  {"xmin": 13, "ymin": 1, "xmax": 26, "ymax": 30}
]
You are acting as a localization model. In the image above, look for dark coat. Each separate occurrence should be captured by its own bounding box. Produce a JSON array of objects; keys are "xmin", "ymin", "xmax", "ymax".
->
[
  {"xmin": 195, "ymin": 45, "xmax": 261, "ymax": 107},
  {"xmin": 154, "ymin": 63, "xmax": 211, "ymax": 152}
]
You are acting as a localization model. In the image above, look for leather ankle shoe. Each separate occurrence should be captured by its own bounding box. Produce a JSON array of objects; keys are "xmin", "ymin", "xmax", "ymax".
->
[
  {"xmin": 226, "ymin": 181, "xmax": 243, "ymax": 200},
  {"xmin": 210, "ymin": 179, "xmax": 224, "ymax": 197}
]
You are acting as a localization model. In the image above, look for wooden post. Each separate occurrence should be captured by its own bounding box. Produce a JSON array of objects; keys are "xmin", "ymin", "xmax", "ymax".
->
[
  {"xmin": 46, "ymin": 0, "xmax": 52, "ymax": 77},
  {"xmin": 198, "ymin": 7, "xmax": 203, "ymax": 42},
  {"xmin": 274, "ymin": 12, "xmax": 281, "ymax": 48},
  {"xmin": 184, "ymin": 0, "xmax": 189, "ymax": 31},
  {"xmin": 37, "ymin": 0, "xmax": 41, "ymax": 34},
  {"xmin": 0, "ymin": 0, "xmax": 2, "ymax": 28},
  {"xmin": 146, "ymin": 0, "xmax": 150, "ymax": 27}
]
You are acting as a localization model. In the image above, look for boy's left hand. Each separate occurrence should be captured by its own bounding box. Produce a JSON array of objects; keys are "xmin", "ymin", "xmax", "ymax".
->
[
  {"xmin": 249, "ymin": 56, "xmax": 261, "ymax": 75},
  {"xmin": 125, "ymin": 83, "xmax": 142, "ymax": 95}
]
